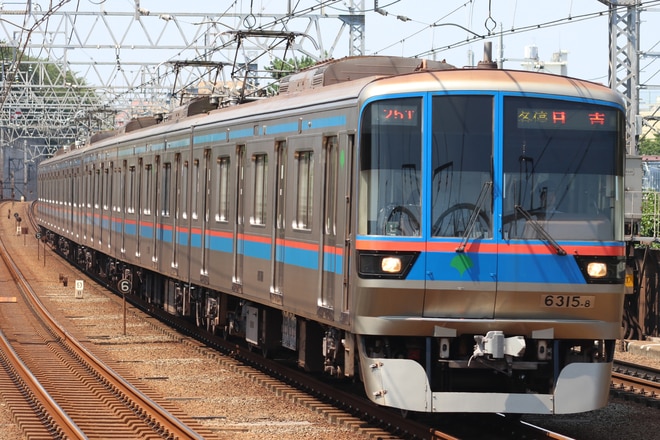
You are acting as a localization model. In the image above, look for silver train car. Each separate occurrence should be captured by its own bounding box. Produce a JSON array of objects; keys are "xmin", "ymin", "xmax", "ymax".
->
[{"xmin": 37, "ymin": 55, "xmax": 627, "ymax": 415}]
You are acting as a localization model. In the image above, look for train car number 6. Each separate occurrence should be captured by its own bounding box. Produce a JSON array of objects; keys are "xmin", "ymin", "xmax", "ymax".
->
[{"xmin": 543, "ymin": 295, "xmax": 595, "ymax": 308}]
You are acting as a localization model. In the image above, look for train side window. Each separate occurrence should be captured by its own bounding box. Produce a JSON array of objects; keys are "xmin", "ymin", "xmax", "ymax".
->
[
  {"xmin": 162, "ymin": 162, "xmax": 171, "ymax": 217},
  {"xmin": 144, "ymin": 163, "xmax": 152, "ymax": 216},
  {"xmin": 252, "ymin": 153, "xmax": 268, "ymax": 226},
  {"xmin": 181, "ymin": 160, "xmax": 189, "ymax": 220},
  {"xmin": 128, "ymin": 166, "xmax": 135, "ymax": 214},
  {"xmin": 294, "ymin": 150, "xmax": 314, "ymax": 231},
  {"xmin": 216, "ymin": 156, "xmax": 230, "ymax": 222}
]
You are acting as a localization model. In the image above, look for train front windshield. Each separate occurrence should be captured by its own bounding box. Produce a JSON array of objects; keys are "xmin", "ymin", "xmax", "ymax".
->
[
  {"xmin": 502, "ymin": 97, "xmax": 625, "ymax": 241},
  {"xmin": 359, "ymin": 94, "xmax": 625, "ymax": 242}
]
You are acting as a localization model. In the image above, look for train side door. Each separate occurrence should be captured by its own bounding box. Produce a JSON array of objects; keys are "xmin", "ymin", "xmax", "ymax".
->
[
  {"xmin": 233, "ymin": 144, "xmax": 246, "ymax": 291},
  {"xmin": 120, "ymin": 160, "xmax": 127, "ymax": 256},
  {"xmin": 106, "ymin": 161, "xmax": 113, "ymax": 253},
  {"xmin": 200, "ymin": 149, "xmax": 211, "ymax": 279},
  {"xmin": 90, "ymin": 166, "xmax": 101, "ymax": 247},
  {"xmin": 319, "ymin": 136, "xmax": 339, "ymax": 317},
  {"xmin": 270, "ymin": 141, "xmax": 287, "ymax": 304},
  {"xmin": 136, "ymin": 158, "xmax": 143, "ymax": 259},
  {"xmin": 151, "ymin": 155, "xmax": 160, "ymax": 268},
  {"xmin": 172, "ymin": 153, "xmax": 181, "ymax": 270},
  {"xmin": 84, "ymin": 166, "xmax": 90, "ymax": 242},
  {"xmin": 341, "ymin": 134, "xmax": 354, "ymax": 320}
]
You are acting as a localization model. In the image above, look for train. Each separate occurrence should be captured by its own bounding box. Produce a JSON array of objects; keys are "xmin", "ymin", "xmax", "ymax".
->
[{"xmin": 37, "ymin": 53, "xmax": 627, "ymax": 415}]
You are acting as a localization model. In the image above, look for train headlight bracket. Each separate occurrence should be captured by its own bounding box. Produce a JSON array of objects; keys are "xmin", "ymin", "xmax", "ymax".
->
[{"xmin": 574, "ymin": 255, "xmax": 625, "ymax": 284}]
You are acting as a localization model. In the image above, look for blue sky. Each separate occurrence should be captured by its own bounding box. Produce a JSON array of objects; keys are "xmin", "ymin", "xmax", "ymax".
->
[{"xmin": 129, "ymin": 1, "xmax": 657, "ymax": 80}]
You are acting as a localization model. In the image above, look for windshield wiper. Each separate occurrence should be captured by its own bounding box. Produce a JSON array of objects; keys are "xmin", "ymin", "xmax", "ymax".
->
[
  {"xmin": 514, "ymin": 205, "xmax": 567, "ymax": 256},
  {"xmin": 456, "ymin": 181, "xmax": 492, "ymax": 253}
]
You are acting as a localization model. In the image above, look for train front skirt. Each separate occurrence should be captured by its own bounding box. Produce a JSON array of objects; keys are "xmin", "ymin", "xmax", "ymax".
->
[{"xmin": 357, "ymin": 337, "xmax": 612, "ymax": 414}]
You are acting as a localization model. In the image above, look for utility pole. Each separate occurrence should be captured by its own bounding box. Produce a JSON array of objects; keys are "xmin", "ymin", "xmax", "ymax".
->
[{"xmin": 599, "ymin": 0, "xmax": 641, "ymax": 155}]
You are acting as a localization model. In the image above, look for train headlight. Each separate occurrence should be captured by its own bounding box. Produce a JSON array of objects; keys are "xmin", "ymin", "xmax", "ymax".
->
[
  {"xmin": 358, "ymin": 251, "xmax": 419, "ymax": 279},
  {"xmin": 586, "ymin": 262, "xmax": 607, "ymax": 278},
  {"xmin": 574, "ymin": 256, "xmax": 625, "ymax": 284},
  {"xmin": 381, "ymin": 257, "xmax": 402, "ymax": 273}
]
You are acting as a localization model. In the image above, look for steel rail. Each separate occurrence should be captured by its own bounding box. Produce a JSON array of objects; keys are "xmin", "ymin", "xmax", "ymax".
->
[{"xmin": 0, "ymin": 215, "xmax": 206, "ymax": 440}]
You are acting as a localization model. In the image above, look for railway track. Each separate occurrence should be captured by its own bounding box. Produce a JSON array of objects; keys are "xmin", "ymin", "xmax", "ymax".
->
[
  {"xmin": 611, "ymin": 360, "xmax": 660, "ymax": 406},
  {"xmin": 0, "ymin": 205, "xmax": 217, "ymax": 439}
]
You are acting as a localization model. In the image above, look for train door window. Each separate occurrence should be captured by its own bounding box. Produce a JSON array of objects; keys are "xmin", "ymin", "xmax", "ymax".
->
[
  {"xmin": 252, "ymin": 153, "xmax": 268, "ymax": 226},
  {"xmin": 117, "ymin": 164, "xmax": 124, "ymax": 214},
  {"xmin": 144, "ymin": 163, "xmax": 153, "ymax": 216},
  {"xmin": 174, "ymin": 154, "xmax": 181, "ymax": 219},
  {"xmin": 216, "ymin": 155, "xmax": 230, "ymax": 222},
  {"xmin": 359, "ymin": 97, "xmax": 422, "ymax": 236},
  {"xmin": 294, "ymin": 150, "xmax": 314, "ymax": 230},
  {"xmin": 101, "ymin": 166, "xmax": 106, "ymax": 210},
  {"xmin": 93, "ymin": 167, "xmax": 100, "ymax": 210},
  {"xmin": 128, "ymin": 165, "xmax": 135, "ymax": 214},
  {"xmin": 86, "ymin": 168, "xmax": 92, "ymax": 209},
  {"xmin": 103, "ymin": 165, "xmax": 111, "ymax": 211},
  {"xmin": 181, "ymin": 160, "xmax": 189, "ymax": 220},
  {"xmin": 324, "ymin": 137, "xmax": 338, "ymax": 236},
  {"xmin": 192, "ymin": 159, "xmax": 200, "ymax": 220},
  {"xmin": 430, "ymin": 95, "xmax": 493, "ymax": 238},
  {"xmin": 162, "ymin": 162, "xmax": 171, "ymax": 217}
]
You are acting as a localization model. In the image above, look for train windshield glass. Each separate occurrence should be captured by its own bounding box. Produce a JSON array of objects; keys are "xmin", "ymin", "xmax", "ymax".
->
[
  {"xmin": 430, "ymin": 95, "xmax": 493, "ymax": 237},
  {"xmin": 502, "ymin": 97, "xmax": 625, "ymax": 241},
  {"xmin": 359, "ymin": 97, "xmax": 422, "ymax": 236}
]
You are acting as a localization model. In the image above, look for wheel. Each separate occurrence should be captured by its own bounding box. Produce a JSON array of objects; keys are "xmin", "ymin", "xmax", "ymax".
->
[
  {"xmin": 384, "ymin": 205, "xmax": 420, "ymax": 236},
  {"xmin": 433, "ymin": 203, "xmax": 489, "ymax": 237}
]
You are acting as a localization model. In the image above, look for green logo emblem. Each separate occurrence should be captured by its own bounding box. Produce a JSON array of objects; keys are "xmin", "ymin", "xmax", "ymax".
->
[{"xmin": 450, "ymin": 254, "xmax": 473, "ymax": 276}]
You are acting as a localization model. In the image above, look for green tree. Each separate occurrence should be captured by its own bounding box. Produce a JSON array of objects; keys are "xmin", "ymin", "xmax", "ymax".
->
[
  {"xmin": 639, "ymin": 137, "xmax": 660, "ymax": 155},
  {"xmin": 264, "ymin": 55, "xmax": 317, "ymax": 94},
  {"xmin": 640, "ymin": 191, "xmax": 660, "ymax": 243},
  {"xmin": 265, "ymin": 55, "xmax": 317, "ymax": 80}
]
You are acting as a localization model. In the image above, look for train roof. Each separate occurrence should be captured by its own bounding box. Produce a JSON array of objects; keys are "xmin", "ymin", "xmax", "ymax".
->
[
  {"xmin": 42, "ymin": 56, "xmax": 624, "ymax": 166},
  {"xmin": 359, "ymin": 67, "xmax": 624, "ymax": 107}
]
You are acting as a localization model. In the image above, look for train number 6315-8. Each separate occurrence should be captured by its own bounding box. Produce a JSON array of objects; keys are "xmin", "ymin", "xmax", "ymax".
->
[{"xmin": 542, "ymin": 295, "xmax": 595, "ymax": 308}]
